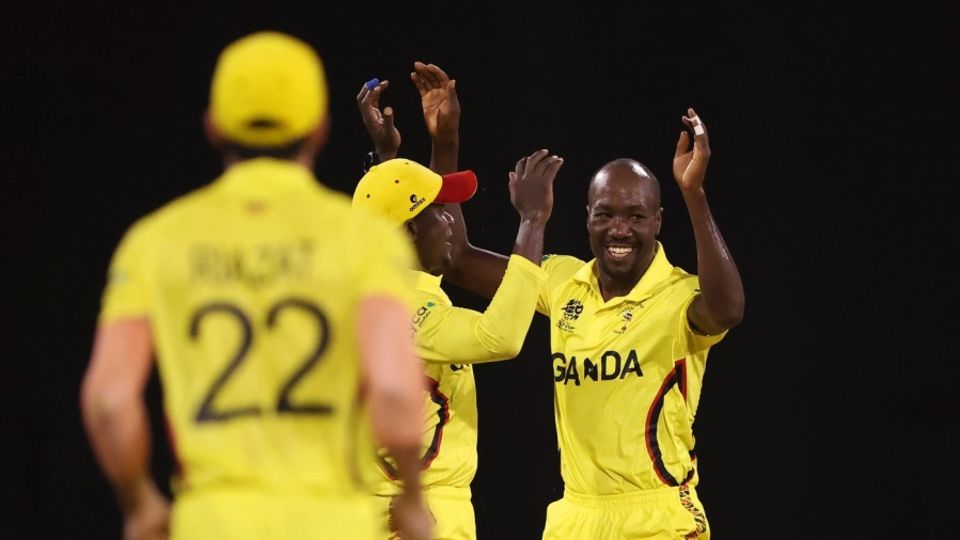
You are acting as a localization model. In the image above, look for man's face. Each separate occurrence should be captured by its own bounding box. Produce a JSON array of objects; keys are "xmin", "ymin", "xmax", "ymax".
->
[
  {"xmin": 586, "ymin": 166, "xmax": 662, "ymax": 285},
  {"xmin": 411, "ymin": 204, "xmax": 454, "ymax": 274}
]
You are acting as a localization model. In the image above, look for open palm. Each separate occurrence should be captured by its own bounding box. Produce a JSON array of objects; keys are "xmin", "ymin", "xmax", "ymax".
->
[{"xmin": 411, "ymin": 62, "xmax": 460, "ymax": 144}]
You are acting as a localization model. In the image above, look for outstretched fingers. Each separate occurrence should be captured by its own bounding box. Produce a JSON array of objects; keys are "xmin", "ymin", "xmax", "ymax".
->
[
  {"xmin": 515, "ymin": 156, "xmax": 528, "ymax": 179},
  {"xmin": 410, "ymin": 71, "xmax": 427, "ymax": 96},
  {"xmin": 414, "ymin": 61, "xmax": 442, "ymax": 88},
  {"xmin": 358, "ymin": 80, "xmax": 389, "ymax": 107},
  {"xmin": 526, "ymin": 149, "xmax": 550, "ymax": 173},
  {"xmin": 542, "ymin": 154, "xmax": 565, "ymax": 178}
]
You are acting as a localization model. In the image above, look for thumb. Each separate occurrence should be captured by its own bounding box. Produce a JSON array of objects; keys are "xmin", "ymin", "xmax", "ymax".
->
[
  {"xmin": 383, "ymin": 106, "xmax": 396, "ymax": 130},
  {"xmin": 448, "ymin": 80, "xmax": 459, "ymax": 105},
  {"xmin": 674, "ymin": 130, "xmax": 689, "ymax": 158}
]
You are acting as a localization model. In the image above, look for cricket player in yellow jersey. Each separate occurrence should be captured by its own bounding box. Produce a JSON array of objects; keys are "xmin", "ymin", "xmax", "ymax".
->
[
  {"xmin": 354, "ymin": 62, "xmax": 562, "ymax": 539},
  {"xmin": 80, "ymin": 32, "xmax": 433, "ymax": 540},
  {"xmin": 352, "ymin": 149, "xmax": 562, "ymax": 539},
  {"xmin": 444, "ymin": 109, "xmax": 745, "ymax": 539}
]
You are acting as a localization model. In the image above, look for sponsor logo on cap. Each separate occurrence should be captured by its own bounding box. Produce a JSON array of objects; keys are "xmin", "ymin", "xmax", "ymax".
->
[{"xmin": 409, "ymin": 193, "xmax": 426, "ymax": 212}]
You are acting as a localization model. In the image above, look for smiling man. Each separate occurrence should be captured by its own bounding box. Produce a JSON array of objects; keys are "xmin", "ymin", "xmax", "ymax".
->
[{"xmin": 444, "ymin": 109, "xmax": 745, "ymax": 539}]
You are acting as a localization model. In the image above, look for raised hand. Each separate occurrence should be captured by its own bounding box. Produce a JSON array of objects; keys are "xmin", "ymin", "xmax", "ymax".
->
[
  {"xmin": 673, "ymin": 107, "xmax": 712, "ymax": 192},
  {"xmin": 509, "ymin": 149, "xmax": 564, "ymax": 224},
  {"xmin": 357, "ymin": 79, "xmax": 401, "ymax": 160},
  {"xmin": 411, "ymin": 62, "xmax": 460, "ymax": 145}
]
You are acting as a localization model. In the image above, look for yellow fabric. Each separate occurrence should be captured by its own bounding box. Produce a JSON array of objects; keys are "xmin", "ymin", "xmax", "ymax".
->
[
  {"xmin": 414, "ymin": 255, "xmax": 547, "ymax": 365},
  {"xmin": 371, "ymin": 255, "xmax": 546, "ymax": 537},
  {"xmin": 542, "ymin": 485, "xmax": 709, "ymax": 539},
  {"xmin": 210, "ymin": 32, "xmax": 327, "ymax": 147},
  {"xmin": 370, "ymin": 486, "xmax": 475, "ymax": 540},
  {"xmin": 353, "ymin": 159, "xmax": 443, "ymax": 224},
  {"xmin": 99, "ymin": 158, "xmax": 414, "ymax": 499},
  {"xmin": 538, "ymin": 244, "xmax": 726, "ymax": 496},
  {"xmin": 171, "ymin": 487, "xmax": 378, "ymax": 540}
]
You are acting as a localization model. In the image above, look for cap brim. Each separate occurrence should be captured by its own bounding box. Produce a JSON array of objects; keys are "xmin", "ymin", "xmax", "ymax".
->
[{"xmin": 434, "ymin": 170, "xmax": 478, "ymax": 204}]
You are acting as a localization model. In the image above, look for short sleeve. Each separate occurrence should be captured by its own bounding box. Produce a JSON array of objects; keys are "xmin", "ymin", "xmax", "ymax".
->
[
  {"xmin": 537, "ymin": 254, "xmax": 586, "ymax": 315},
  {"xmin": 352, "ymin": 214, "xmax": 416, "ymax": 307},
  {"xmin": 678, "ymin": 281, "xmax": 728, "ymax": 354},
  {"xmin": 414, "ymin": 255, "xmax": 546, "ymax": 364},
  {"xmin": 99, "ymin": 223, "xmax": 152, "ymax": 324}
]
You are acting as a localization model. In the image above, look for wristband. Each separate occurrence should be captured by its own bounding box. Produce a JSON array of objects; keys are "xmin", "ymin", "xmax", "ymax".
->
[{"xmin": 363, "ymin": 150, "xmax": 381, "ymax": 173}]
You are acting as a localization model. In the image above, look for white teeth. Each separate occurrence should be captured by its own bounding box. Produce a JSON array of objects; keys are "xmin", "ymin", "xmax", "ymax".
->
[{"xmin": 607, "ymin": 246, "xmax": 633, "ymax": 258}]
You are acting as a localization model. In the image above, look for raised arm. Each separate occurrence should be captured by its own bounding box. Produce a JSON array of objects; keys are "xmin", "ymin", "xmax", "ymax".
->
[
  {"xmin": 442, "ymin": 203, "xmax": 511, "ymax": 300},
  {"xmin": 411, "ymin": 61, "xmax": 460, "ymax": 174},
  {"xmin": 356, "ymin": 78, "xmax": 401, "ymax": 161},
  {"xmin": 415, "ymin": 149, "xmax": 563, "ymax": 363},
  {"xmin": 673, "ymin": 108, "xmax": 745, "ymax": 335},
  {"xmin": 508, "ymin": 149, "xmax": 563, "ymax": 263},
  {"xmin": 442, "ymin": 150, "xmax": 561, "ymax": 299},
  {"xmin": 410, "ymin": 61, "xmax": 558, "ymax": 299},
  {"xmin": 81, "ymin": 319, "xmax": 170, "ymax": 540}
]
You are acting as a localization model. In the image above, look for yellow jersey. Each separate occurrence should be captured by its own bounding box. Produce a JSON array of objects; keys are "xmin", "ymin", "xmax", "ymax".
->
[
  {"xmin": 537, "ymin": 244, "xmax": 726, "ymax": 495},
  {"xmin": 99, "ymin": 158, "xmax": 414, "ymax": 497},
  {"xmin": 373, "ymin": 255, "xmax": 547, "ymax": 494}
]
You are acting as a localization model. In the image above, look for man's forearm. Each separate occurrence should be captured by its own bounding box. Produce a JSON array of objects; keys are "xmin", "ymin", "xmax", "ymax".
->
[
  {"xmin": 444, "ymin": 243, "xmax": 510, "ymax": 300},
  {"xmin": 389, "ymin": 444, "xmax": 424, "ymax": 498},
  {"xmin": 512, "ymin": 218, "xmax": 547, "ymax": 265},
  {"xmin": 81, "ymin": 392, "xmax": 156, "ymax": 512},
  {"xmin": 429, "ymin": 139, "xmax": 459, "ymax": 174},
  {"xmin": 683, "ymin": 187, "xmax": 745, "ymax": 328},
  {"xmin": 443, "ymin": 202, "xmax": 510, "ymax": 300}
]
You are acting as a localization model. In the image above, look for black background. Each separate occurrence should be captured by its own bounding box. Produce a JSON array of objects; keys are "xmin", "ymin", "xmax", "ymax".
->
[{"xmin": 4, "ymin": 2, "xmax": 957, "ymax": 538}]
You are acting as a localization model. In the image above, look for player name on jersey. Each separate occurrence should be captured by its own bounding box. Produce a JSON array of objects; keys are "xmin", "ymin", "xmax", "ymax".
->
[
  {"xmin": 552, "ymin": 349, "xmax": 643, "ymax": 386},
  {"xmin": 191, "ymin": 240, "xmax": 315, "ymax": 286}
]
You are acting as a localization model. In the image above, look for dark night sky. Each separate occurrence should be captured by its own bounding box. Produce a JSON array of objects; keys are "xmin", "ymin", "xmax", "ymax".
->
[{"xmin": 3, "ymin": 3, "xmax": 957, "ymax": 538}]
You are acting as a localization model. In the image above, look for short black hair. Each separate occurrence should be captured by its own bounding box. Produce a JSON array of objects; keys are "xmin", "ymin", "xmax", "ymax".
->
[{"xmin": 223, "ymin": 136, "xmax": 309, "ymax": 161}]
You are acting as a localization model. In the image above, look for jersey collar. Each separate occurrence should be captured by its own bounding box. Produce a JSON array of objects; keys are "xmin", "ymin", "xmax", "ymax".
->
[
  {"xmin": 574, "ymin": 242, "xmax": 675, "ymax": 307},
  {"xmin": 214, "ymin": 157, "xmax": 318, "ymax": 195}
]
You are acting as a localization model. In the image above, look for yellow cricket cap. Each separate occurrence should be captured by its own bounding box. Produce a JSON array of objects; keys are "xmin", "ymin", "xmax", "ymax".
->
[
  {"xmin": 209, "ymin": 31, "xmax": 328, "ymax": 147},
  {"xmin": 352, "ymin": 159, "xmax": 478, "ymax": 224}
]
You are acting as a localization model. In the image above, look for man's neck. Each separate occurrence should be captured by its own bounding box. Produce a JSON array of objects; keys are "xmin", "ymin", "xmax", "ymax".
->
[
  {"xmin": 596, "ymin": 247, "xmax": 657, "ymax": 302},
  {"xmin": 222, "ymin": 153, "xmax": 314, "ymax": 170},
  {"xmin": 597, "ymin": 274, "xmax": 641, "ymax": 302}
]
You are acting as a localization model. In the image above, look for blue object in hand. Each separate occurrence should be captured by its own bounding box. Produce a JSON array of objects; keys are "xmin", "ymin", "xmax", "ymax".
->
[{"xmin": 365, "ymin": 78, "xmax": 380, "ymax": 90}]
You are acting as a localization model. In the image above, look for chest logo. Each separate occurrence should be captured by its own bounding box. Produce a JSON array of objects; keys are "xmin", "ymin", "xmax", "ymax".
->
[
  {"xmin": 552, "ymin": 350, "xmax": 644, "ymax": 386},
  {"xmin": 562, "ymin": 299, "xmax": 584, "ymax": 320},
  {"xmin": 557, "ymin": 299, "xmax": 584, "ymax": 333},
  {"xmin": 614, "ymin": 306, "xmax": 634, "ymax": 334}
]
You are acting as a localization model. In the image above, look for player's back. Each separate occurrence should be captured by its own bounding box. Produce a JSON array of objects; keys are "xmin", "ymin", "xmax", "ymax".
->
[{"xmin": 101, "ymin": 158, "xmax": 395, "ymax": 497}]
